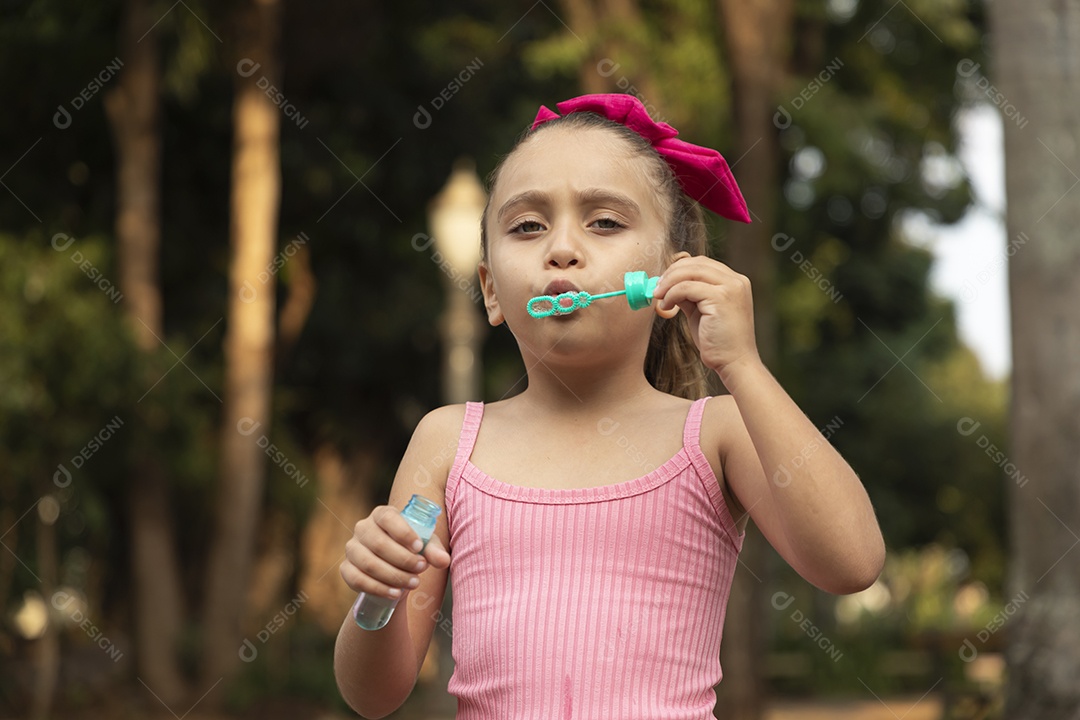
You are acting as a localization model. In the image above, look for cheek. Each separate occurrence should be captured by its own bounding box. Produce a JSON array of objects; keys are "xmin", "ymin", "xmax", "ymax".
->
[
  {"xmin": 484, "ymin": 249, "xmax": 527, "ymax": 307},
  {"xmin": 627, "ymin": 236, "xmax": 674, "ymax": 276}
]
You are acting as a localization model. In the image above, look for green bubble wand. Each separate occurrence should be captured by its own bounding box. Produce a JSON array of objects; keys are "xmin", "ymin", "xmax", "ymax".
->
[{"xmin": 527, "ymin": 271, "xmax": 660, "ymax": 319}]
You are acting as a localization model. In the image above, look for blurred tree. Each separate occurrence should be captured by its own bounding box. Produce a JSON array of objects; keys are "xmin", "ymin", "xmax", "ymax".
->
[
  {"xmin": 104, "ymin": 0, "xmax": 189, "ymax": 706},
  {"xmin": 990, "ymin": 1, "xmax": 1080, "ymax": 717},
  {"xmin": 0, "ymin": 0, "xmax": 1012, "ymax": 714},
  {"xmin": 714, "ymin": 1, "xmax": 795, "ymax": 717},
  {"xmin": 200, "ymin": 0, "xmax": 282, "ymax": 692}
]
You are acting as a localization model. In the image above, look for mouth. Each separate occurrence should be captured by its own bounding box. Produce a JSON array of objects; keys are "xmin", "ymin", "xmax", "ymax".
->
[{"xmin": 542, "ymin": 279, "xmax": 581, "ymax": 297}]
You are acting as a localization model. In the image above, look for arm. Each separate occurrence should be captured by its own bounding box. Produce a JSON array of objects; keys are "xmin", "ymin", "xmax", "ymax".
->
[
  {"xmin": 334, "ymin": 405, "xmax": 460, "ymax": 718},
  {"xmin": 654, "ymin": 257, "xmax": 885, "ymax": 594},
  {"xmin": 714, "ymin": 364, "xmax": 885, "ymax": 593}
]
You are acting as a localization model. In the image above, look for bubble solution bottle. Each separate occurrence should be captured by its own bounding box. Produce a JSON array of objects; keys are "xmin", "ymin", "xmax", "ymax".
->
[{"xmin": 352, "ymin": 494, "xmax": 442, "ymax": 631}]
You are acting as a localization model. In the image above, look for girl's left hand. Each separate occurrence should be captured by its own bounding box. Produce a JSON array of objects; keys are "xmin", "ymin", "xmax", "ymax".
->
[{"xmin": 651, "ymin": 255, "xmax": 760, "ymax": 375}]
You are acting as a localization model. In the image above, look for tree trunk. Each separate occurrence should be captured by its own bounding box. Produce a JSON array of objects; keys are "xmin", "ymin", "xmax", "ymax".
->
[
  {"xmin": 557, "ymin": 0, "xmax": 606, "ymax": 94},
  {"xmin": 201, "ymin": 0, "xmax": 282, "ymax": 690},
  {"xmin": 991, "ymin": 2, "xmax": 1080, "ymax": 717},
  {"xmin": 31, "ymin": 498, "xmax": 59, "ymax": 720},
  {"xmin": 714, "ymin": 0, "xmax": 794, "ymax": 717},
  {"xmin": 297, "ymin": 443, "xmax": 373, "ymax": 633},
  {"xmin": 559, "ymin": 0, "xmax": 661, "ymax": 100},
  {"xmin": 103, "ymin": 0, "xmax": 188, "ymax": 705}
]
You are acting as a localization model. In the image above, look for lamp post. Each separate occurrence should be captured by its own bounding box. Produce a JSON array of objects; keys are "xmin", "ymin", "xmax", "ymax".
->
[
  {"xmin": 426, "ymin": 159, "xmax": 486, "ymax": 715},
  {"xmin": 429, "ymin": 159, "xmax": 486, "ymax": 405}
]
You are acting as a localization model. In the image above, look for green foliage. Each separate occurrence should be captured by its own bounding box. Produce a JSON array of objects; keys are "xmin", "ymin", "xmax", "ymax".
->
[
  {"xmin": 0, "ymin": 0, "xmax": 1010, "ymax": 712},
  {"xmin": 769, "ymin": 0, "xmax": 1003, "ymax": 587}
]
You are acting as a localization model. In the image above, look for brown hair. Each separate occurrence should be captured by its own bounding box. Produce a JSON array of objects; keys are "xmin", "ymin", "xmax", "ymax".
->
[{"xmin": 480, "ymin": 112, "xmax": 711, "ymax": 400}]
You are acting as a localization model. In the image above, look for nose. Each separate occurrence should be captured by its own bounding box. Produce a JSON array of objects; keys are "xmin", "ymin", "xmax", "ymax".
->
[{"xmin": 544, "ymin": 224, "xmax": 583, "ymax": 268}]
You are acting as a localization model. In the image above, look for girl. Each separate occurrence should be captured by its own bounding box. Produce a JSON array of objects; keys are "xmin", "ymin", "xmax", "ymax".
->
[{"xmin": 334, "ymin": 94, "xmax": 885, "ymax": 719}]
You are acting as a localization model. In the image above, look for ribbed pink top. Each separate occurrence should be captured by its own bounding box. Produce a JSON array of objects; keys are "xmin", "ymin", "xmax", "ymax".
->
[{"xmin": 444, "ymin": 398, "xmax": 744, "ymax": 720}]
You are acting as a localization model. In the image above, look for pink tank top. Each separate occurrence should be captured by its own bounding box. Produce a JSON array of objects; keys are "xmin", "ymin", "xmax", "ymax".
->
[{"xmin": 444, "ymin": 398, "xmax": 744, "ymax": 720}]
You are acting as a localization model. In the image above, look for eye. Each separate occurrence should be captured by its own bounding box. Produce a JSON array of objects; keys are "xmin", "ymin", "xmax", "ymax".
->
[
  {"xmin": 509, "ymin": 219, "xmax": 545, "ymax": 234},
  {"xmin": 590, "ymin": 216, "xmax": 625, "ymax": 231}
]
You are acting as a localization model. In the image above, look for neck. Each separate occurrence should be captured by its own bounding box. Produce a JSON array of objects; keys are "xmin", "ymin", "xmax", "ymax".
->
[{"xmin": 514, "ymin": 354, "xmax": 658, "ymax": 416}]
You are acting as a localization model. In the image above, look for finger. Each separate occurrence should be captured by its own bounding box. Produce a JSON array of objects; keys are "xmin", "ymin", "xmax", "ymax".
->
[
  {"xmin": 422, "ymin": 534, "xmax": 452, "ymax": 568},
  {"xmin": 657, "ymin": 255, "xmax": 737, "ymax": 287},
  {"xmin": 652, "ymin": 299, "xmax": 680, "ymax": 319},
  {"xmin": 359, "ymin": 510, "xmax": 430, "ymax": 574},
  {"xmin": 655, "ymin": 279, "xmax": 733, "ymax": 313},
  {"xmin": 340, "ymin": 557, "xmax": 414, "ymax": 600},
  {"xmin": 374, "ymin": 505, "xmax": 428, "ymax": 555},
  {"xmin": 344, "ymin": 538, "xmax": 423, "ymax": 596}
]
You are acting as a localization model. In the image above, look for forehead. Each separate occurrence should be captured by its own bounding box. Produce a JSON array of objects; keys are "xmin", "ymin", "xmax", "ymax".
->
[{"xmin": 491, "ymin": 125, "xmax": 666, "ymax": 220}]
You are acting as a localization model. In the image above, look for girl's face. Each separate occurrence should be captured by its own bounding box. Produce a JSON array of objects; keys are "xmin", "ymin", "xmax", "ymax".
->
[{"xmin": 480, "ymin": 125, "xmax": 672, "ymax": 355}]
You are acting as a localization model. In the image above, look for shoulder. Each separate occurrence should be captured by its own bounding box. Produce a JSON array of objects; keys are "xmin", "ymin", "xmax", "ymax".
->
[
  {"xmin": 389, "ymin": 404, "xmax": 471, "ymax": 506},
  {"xmin": 413, "ymin": 403, "xmax": 470, "ymax": 441},
  {"xmin": 698, "ymin": 394, "xmax": 750, "ymax": 521},
  {"xmin": 402, "ymin": 404, "xmax": 472, "ymax": 475},
  {"xmin": 700, "ymin": 393, "xmax": 738, "ymax": 432}
]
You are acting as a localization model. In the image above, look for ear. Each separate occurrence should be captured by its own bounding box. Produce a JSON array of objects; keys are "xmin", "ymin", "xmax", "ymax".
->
[{"xmin": 477, "ymin": 262, "xmax": 505, "ymax": 326}]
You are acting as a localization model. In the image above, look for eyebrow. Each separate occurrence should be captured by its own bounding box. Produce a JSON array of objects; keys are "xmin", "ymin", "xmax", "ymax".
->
[{"xmin": 495, "ymin": 188, "xmax": 641, "ymax": 224}]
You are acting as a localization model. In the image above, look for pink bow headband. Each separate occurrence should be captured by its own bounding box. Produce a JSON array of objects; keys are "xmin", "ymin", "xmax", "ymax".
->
[{"xmin": 531, "ymin": 94, "xmax": 751, "ymax": 224}]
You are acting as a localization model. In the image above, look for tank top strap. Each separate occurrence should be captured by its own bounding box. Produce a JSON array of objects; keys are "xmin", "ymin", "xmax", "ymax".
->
[
  {"xmin": 682, "ymin": 396, "xmax": 712, "ymax": 450},
  {"xmin": 445, "ymin": 401, "xmax": 484, "ymax": 513}
]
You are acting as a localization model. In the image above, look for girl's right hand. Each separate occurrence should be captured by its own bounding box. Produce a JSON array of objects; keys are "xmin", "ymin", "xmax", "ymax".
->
[{"xmin": 340, "ymin": 505, "xmax": 452, "ymax": 600}]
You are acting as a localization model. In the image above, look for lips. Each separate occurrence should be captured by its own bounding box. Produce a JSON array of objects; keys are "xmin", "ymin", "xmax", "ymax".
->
[{"xmin": 542, "ymin": 279, "xmax": 581, "ymax": 296}]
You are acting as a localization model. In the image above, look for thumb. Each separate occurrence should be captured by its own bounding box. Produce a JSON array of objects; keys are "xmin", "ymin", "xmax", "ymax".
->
[{"xmin": 423, "ymin": 534, "xmax": 451, "ymax": 568}]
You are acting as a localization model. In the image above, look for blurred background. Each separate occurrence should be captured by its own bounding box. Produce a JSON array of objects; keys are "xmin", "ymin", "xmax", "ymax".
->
[{"xmin": 0, "ymin": 0, "xmax": 1064, "ymax": 718}]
